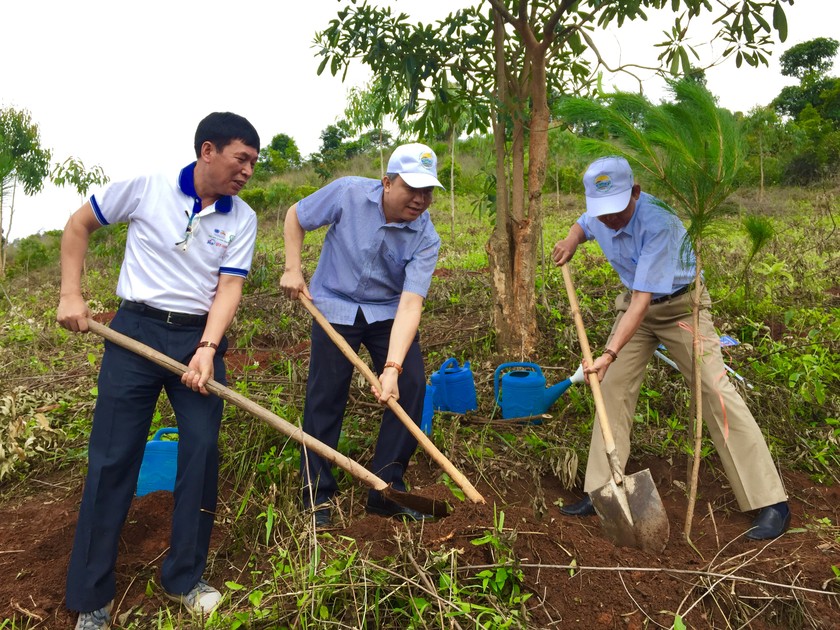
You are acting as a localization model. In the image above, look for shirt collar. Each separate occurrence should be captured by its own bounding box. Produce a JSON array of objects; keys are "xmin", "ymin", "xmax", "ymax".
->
[{"xmin": 178, "ymin": 162, "xmax": 233, "ymax": 215}]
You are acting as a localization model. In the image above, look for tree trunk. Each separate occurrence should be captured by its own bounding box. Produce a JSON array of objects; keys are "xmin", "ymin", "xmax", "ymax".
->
[
  {"xmin": 758, "ymin": 132, "xmax": 765, "ymax": 201},
  {"xmin": 486, "ymin": 9, "xmax": 550, "ymax": 357},
  {"xmin": 450, "ymin": 128, "xmax": 456, "ymax": 242}
]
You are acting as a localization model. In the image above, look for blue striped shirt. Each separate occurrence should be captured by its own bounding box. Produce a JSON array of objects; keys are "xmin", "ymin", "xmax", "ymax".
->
[
  {"xmin": 577, "ymin": 192, "xmax": 696, "ymax": 299},
  {"xmin": 298, "ymin": 176, "xmax": 441, "ymax": 325}
]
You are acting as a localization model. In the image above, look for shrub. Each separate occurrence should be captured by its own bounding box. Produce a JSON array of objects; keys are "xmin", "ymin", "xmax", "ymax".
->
[{"xmin": 239, "ymin": 187, "xmax": 269, "ymax": 213}]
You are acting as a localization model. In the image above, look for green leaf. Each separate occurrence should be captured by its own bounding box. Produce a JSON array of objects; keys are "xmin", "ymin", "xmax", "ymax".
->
[
  {"xmin": 773, "ymin": 2, "xmax": 788, "ymax": 41},
  {"xmin": 674, "ymin": 614, "xmax": 687, "ymax": 630},
  {"xmin": 225, "ymin": 581, "xmax": 245, "ymax": 591}
]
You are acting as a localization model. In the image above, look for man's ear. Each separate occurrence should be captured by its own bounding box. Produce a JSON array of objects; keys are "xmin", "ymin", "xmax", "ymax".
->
[
  {"xmin": 199, "ymin": 140, "xmax": 216, "ymax": 163},
  {"xmin": 382, "ymin": 175, "xmax": 392, "ymax": 191},
  {"xmin": 631, "ymin": 183, "xmax": 641, "ymax": 199}
]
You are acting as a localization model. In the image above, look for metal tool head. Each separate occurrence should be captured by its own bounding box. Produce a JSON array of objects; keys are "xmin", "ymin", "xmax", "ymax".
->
[
  {"xmin": 382, "ymin": 486, "xmax": 451, "ymax": 518},
  {"xmin": 591, "ymin": 469, "xmax": 670, "ymax": 553}
]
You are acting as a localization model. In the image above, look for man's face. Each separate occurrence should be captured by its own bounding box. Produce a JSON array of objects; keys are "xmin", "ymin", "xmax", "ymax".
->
[
  {"xmin": 382, "ymin": 175, "xmax": 434, "ymax": 223},
  {"xmin": 596, "ymin": 186, "xmax": 639, "ymax": 230},
  {"xmin": 204, "ymin": 139, "xmax": 259, "ymax": 197}
]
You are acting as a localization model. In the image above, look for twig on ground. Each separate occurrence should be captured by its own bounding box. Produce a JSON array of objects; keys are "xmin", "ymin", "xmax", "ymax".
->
[
  {"xmin": 459, "ymin": 563, "xmax": 840, "ymax": 597},
  {"xmin": 617, "ymin": 570, "xmax": 669, "ymax": 629}
]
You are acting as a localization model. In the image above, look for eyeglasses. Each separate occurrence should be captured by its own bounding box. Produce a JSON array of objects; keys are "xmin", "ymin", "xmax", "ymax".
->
[{"xmin": 176, "ymin": 211, "xmax": 201, "ymax": 251}]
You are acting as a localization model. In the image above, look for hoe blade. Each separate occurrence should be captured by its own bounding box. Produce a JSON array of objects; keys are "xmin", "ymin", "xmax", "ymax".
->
[{"xmin": 381, "ymin": 486, "xmax": 451, "ymax": 518}]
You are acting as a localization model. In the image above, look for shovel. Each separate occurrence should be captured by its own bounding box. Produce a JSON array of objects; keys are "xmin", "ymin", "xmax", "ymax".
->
[
  {"xmin": 85, "ymin": 318, "xmax": 450, "ymax": 517},
  {"xmin": 560, "ymin": 264, "xmax": 669, "ymax": 553},
  {"xmin": 298, "ymin": 295, "xmax": 485, "ymax": 505}
]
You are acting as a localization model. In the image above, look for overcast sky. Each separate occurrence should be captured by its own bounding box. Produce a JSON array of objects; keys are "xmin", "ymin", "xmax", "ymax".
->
[{"xmin": 2, "ymin": 0, "xmax": 835, "ymax": 241}]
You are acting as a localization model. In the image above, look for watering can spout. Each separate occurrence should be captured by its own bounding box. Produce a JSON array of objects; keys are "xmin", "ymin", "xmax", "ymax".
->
[
  {"xmin": 544, "ymin": 378, "xmax": 573, "ymax": 408},
  {"xmin": 542, "ymin": 365, "xmax": 586, "ymax": 409}
]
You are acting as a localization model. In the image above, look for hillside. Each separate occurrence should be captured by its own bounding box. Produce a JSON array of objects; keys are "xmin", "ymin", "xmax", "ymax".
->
[{"xmin": 1, "ymin": 173, "xmax": 839, "ymax": 628}]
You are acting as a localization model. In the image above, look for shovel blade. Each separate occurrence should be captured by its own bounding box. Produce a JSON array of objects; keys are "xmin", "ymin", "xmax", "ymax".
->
[
  {"xmin": 381, "ymin": 486, "xmax": 451, "ymax": 518},
  {"xmin": 591, "ymin": 479, "xmax": 639, "ymax": 549},
  {"xmin": 591, "ymin": 469, "xmax": 670, "ymax": 553},
  {"xmin": 624, "ymin": 470, "xmax": 670, "ymax": 553}
]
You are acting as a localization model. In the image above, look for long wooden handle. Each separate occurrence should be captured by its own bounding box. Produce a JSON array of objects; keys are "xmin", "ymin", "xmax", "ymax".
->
[
  {"xmin": 560, "ymin": 264, "xmax": 623, "ymax": 485},
  {"xmin": 299, "ymin": 295, "xmax": 485, "ymax": 504},
  {"xmin": 86, "ymin": 318, "xmax": 391, "ymax": 493}
]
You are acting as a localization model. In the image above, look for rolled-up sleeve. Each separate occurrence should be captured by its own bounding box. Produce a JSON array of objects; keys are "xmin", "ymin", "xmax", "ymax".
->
[{"xmin": 402, "ymin": 233, "xmax": 440, "ymax": 298}]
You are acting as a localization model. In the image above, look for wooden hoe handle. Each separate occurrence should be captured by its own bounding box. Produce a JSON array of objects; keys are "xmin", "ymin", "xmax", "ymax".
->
[
  {"xmin": 85, "ymin": 318, "xmax": 392, "ymax": 493},
  {"xmin": 299, "ymin": 295, "xmax": 485, "ymax": 504}
]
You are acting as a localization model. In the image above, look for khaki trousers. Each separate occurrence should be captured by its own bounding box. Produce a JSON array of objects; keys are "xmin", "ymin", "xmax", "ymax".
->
[{"xmin": 583, "ymin": 287, "xmax": 787, "ymax": 511}]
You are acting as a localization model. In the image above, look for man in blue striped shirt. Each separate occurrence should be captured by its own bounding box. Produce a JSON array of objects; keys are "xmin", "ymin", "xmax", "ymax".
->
[
  {"xmin": 281, "ymin": 143, "xmax": 442, "ymax": 527},
  {"xmin": 552, "ymin": 156, "xmax": 790, "ymax": 541}
]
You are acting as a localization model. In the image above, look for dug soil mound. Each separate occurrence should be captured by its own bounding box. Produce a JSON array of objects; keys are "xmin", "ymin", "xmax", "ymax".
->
[{"xmin": 1, "ymin": 455, "xmax": 837, "ymax": 628}]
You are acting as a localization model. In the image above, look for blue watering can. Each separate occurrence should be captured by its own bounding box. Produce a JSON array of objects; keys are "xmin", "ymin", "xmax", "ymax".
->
[
  {"xmin": 136, "ymin": 428, "xmax": 179, "ymax": 496},
  {"xmin": 494, "ymin": 363, "xmax": 585, "ymax": 419},
  {"xmin": 430, "ymin": 357, "xmax": 477, "ymax": 414},
  {"xmin": 421, "ymin": 383, "xmax": 435, "ymax": 436}
]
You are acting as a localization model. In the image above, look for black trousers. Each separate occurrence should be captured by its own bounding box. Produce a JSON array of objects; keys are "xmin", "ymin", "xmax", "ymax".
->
[
  {"xmin": 66, "ymin": 307, "xmax": 227, "ymax": 612},
  {"xmin": 300, "ymin": 309, "xmax": 425, "ymax": 507}
]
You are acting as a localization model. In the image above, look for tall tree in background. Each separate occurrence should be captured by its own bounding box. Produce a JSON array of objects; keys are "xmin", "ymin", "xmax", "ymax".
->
[
  {"xmin": 772, "ymin": 37, "xmax": 840, "ymax": 183},
  {"xmin": 316, "ymin": 0, "xmax": 792, "ymax": 355},
  {"xmin": 0, "ymin": 107, "xmax": 51, "ymax": 277},
  {"xmin": 254, "ymin": 133, "xmax": 302, "ymax": 180},
  {"xmin": 558, "ymin": 80, "xmax": 746, "ymax": 540},
  {"xmin": 344, "ymin": 78, "xmax": 411, "ymax": 177},
  {"xmin": 51, "ymin": 157, "xmax": 109, "ymax": 204}
]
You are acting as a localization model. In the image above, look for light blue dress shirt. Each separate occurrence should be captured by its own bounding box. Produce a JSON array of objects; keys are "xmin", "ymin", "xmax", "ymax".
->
[
  {"xmin": 297, "ymin": 176, "xmax": 441, "ymax": 325},
  {"xmin": 577, "ymin": 192, "xmax": 696, "ymax": 299}
]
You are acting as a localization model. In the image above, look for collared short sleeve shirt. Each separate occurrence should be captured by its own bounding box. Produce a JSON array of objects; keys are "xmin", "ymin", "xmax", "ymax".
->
[
  {"xmin": 297, "ymin": 176, "xmax": 441, "ymax": 325},
  {"xmin": 90, "ymin": 163, "xmax": 257, "ymax": 314},
  {"xmin": 577, "ymin": 192, "xmax": 696, "ymax": 299}
]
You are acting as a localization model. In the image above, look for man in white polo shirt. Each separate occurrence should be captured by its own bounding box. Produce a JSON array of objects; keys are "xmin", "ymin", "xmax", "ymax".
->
[
  {"xmin": 281, "ymin": 143, "xmax": 443, "ymax": 528},
  {"xmin": 57, "ymin": 112, "xmax": 259, "ymax": 629}
]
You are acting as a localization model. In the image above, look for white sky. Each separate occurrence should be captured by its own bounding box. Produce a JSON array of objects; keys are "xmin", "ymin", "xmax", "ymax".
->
[{"xmin": 2, "ymin": 0, "xmax": 836, "ymax": 241}]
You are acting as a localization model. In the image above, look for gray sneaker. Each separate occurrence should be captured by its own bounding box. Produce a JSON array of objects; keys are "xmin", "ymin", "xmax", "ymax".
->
[
  {"xmin": 165, "ymin": 579, "xmax": 222, "ymax": 615},
  {"xmin": 75, "ymin": 600, "xmax": 113, "ymax": 630}
]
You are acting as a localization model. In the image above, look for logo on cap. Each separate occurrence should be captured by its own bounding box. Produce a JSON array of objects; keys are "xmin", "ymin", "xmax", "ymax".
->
[
  {"xmin": 420, "ymin": 152, "xmax": 434, "ymax": 170},
  {"xmin": 594, "ymin": 174, "xmax": 612, "ymax": 193}
]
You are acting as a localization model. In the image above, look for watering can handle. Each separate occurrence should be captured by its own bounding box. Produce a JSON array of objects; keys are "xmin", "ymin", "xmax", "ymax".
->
[
  {"xmin": 438, "ymin": 357, "xmax": 459, "ymax": 374},
  {"xmin": 151, "ymin": 427, "xmax": 179, "ymax": 441},
  {"xmin": 493, "ymin": 362, "xmax": 542, "ymax": 403},
  {"xmin": 437, "ymin": 357, "xmax": 461, "ymax": 403}
]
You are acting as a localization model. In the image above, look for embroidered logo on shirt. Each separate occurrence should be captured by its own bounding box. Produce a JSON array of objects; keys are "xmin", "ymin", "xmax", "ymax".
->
[
  {"xmin": 206, "ymin": 228, "xmax": 235, "ymax": 249},
  {"xmin": 594, "ymin": 173, "xmax": 612, "ymax": 193}
]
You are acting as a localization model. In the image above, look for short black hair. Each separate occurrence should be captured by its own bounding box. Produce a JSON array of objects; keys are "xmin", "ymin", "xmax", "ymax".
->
[{"xmin": 194, "ymin": 112, "xmax": 260, "ymax": 157}]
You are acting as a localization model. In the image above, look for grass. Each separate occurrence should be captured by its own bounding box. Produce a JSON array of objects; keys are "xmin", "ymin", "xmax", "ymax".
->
[{"xmin": 0, "ymin": 165, "xmax": 838, "ymax": 627}]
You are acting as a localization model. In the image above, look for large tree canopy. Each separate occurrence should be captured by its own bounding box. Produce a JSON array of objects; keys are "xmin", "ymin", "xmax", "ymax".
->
[{"xmin": 315, "ymin": 0, "xmax": 792, "ymax": 354}]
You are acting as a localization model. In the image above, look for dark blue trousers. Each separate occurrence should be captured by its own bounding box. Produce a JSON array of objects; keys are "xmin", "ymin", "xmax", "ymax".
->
[
  {"xmin": 66, "ymin": 308, "xmax": 226, "ymax": 612},
  {"xmin": 301, "ymin": 309, "xmax": 424, "ymax": 508}
]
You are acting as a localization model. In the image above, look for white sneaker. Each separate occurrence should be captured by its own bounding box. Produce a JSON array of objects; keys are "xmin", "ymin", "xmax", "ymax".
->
[
  {"xmin": 75, "ymin": 600, "xmax": 113, "ymax": 629},
  {"xmin": 165, "ymin": 579, "xmax": 222, "ymax": 614}
]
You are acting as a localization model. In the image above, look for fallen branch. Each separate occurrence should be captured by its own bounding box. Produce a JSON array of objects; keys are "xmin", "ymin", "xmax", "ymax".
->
[{"xmin": 459, "ymin": 563, "xmax": 840, "ymax": 597}]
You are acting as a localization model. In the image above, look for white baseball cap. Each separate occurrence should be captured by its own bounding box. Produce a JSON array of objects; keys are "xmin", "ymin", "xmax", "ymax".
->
[
  {"xmin": 387, "ymin": 143, "xmax": 445, "ymax": 189},
  {"xmin": 583, "ymin": 156, "xmax": 634, "ymax": 217}
]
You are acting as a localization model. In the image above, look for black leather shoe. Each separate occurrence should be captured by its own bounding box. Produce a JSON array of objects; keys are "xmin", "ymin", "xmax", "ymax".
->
[
  {"xmin": 745, "ymin": 502, "xmax": 790, "ymax": 540},
  {"xmin": 313, "ymin": 507, "xmax": 332, "ymax": 528},
  {"xmin": 366, "ymin": 498, "xmax": 433, "ymax": 521},
  {"xmin": 560, "ymin": 495, "xmax": 596, "ymax": 517}
]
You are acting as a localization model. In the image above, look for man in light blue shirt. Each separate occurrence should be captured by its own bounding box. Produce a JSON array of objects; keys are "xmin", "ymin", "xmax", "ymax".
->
[
  {"xmin": 281, "ymin": 143, "xmax": 442, "ymax": 526},
  {"xmin": 552, "ymin": 156, "xmax": 789, "ymax": 541}
]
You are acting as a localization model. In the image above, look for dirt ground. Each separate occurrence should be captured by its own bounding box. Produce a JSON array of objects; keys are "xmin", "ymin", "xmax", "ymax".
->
[{"xmin": 1, "ymin": 451, "xmax": 838, "ymax": 628}]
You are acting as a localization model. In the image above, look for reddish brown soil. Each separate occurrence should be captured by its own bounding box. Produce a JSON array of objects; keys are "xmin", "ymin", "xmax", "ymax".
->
[{"xmin": 1, "ymin": 455, "xmax": 837, "ymax": 628}]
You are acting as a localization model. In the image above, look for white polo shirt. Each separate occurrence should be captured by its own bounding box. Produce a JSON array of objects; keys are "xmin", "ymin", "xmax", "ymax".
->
[{"xmin": 90, "ymin": 162, "xmax": 257, "ymax": 315}]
